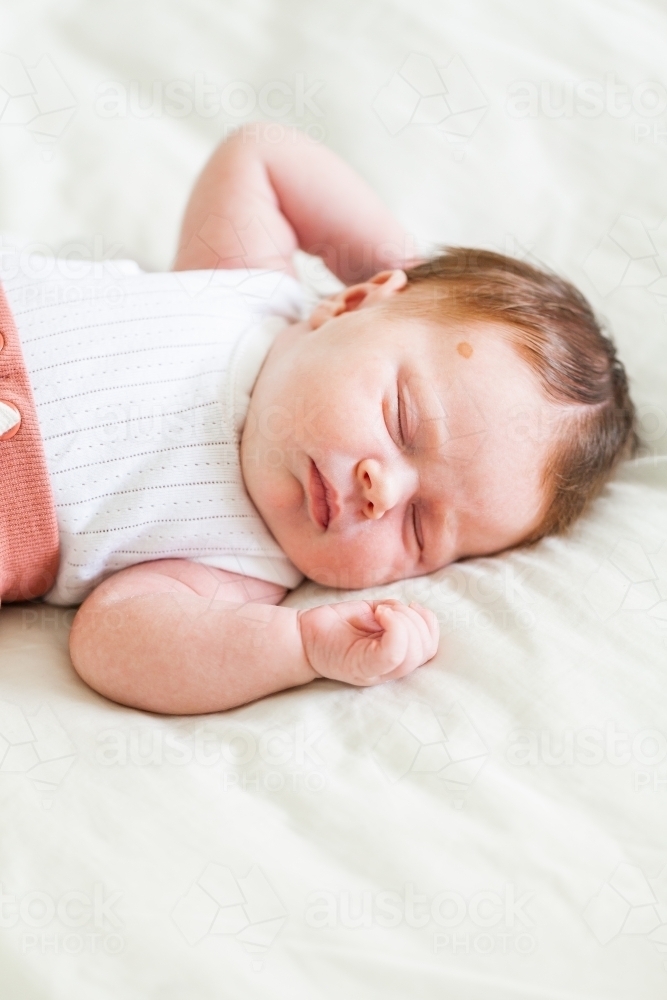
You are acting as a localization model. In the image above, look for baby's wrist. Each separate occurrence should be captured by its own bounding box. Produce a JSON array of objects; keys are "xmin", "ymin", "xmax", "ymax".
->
[{"xmin": 295, "ymin": 607, "xmax": 322, "ymax": 680}]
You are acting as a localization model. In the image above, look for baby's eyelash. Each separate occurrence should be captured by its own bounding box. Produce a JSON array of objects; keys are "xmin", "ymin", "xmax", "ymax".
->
[
  {"xmin": 412, "ymin": 504, "xmax": 423, "ymax": 550},
  {"xmin": 397, "ymin": 390, "xmax": 405, "ymax": 444}
]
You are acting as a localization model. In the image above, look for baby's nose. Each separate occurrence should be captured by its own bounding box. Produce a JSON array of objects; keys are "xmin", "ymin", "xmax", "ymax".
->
[{"xmin": 357, "ymin": 458, "xmax": 403, "ymax": 520}]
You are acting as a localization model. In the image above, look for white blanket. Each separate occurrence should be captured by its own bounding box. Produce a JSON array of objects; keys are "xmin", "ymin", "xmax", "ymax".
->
[{"xmin": 0, "ymin": 1, "xmax": 666, "ymax": 997}]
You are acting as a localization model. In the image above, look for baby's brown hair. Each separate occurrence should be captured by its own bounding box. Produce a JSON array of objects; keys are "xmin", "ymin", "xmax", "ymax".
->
[{"xmin": 401, "ymin": 247, "xmax": 639, "ymax": 543}]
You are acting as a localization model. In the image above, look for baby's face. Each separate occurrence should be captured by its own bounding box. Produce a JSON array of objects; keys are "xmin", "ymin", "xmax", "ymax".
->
[{"xmin": 241, "ymin": 272, "xmax": 555, "ymax": 589}]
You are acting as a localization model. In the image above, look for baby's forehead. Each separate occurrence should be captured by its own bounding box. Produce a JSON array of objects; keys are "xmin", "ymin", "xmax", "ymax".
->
[
  {"xmin": 380, "ymin": 303, "xmax": 506, "ymax": 355},
  {"xmin": 398, "ymin": 318, "xmax": 541, "ymax": 417}
]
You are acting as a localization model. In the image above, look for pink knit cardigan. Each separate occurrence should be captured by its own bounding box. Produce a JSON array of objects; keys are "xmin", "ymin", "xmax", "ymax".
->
[{"xmin": 0, "ymin": 282, "xmax": 60, "ymax": 603}]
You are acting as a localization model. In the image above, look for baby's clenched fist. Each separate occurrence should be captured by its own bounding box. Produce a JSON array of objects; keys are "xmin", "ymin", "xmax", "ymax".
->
[{"xmin": 297, "ymin": 598, "xmax": 439, "ymax": 687}]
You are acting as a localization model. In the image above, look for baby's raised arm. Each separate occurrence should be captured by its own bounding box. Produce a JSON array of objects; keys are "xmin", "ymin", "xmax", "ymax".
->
[
  {"xmin": 69, "ymin": 561, "xmax": 438, "ymax": 714},
  {"xmin": 172, "ymin": 122, "xmax": 414, "ymax": 283}
]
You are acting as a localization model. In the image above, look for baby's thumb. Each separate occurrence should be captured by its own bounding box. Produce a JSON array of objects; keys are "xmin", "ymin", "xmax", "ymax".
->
[{"xmin": 360, "ymin": 605, "xmax": 409, "ymax": 678}]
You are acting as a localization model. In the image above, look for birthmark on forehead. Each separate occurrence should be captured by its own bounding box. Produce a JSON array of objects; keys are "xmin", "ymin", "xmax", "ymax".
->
[{"xmin": 456, "ymin": 341, "xmax": 473, "ymax": 359}]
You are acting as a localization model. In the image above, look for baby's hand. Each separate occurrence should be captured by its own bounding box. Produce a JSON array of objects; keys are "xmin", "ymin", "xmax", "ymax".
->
[{"xmin": 298, "ymin": 599, "xmax": 439, "ymax": 687}]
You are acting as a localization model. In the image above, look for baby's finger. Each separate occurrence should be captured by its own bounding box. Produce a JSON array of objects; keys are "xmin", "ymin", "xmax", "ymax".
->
[
  {"xmin": 407, "ymin": 601, "xmax": 440, "ymax": 658},
  {"xmin": 370, "ymin": 599, "xmax": 437, "ymax": 653},
  {"xmin": 382, "ymin": 601, "xmax": 436, "ymax": 664},
  {"xmin": 369, "ymin": 598, "xmax": 403, "ymax": 608},
  {"xmin": 362, "ymin": 653, "xmax": 425, "ymax": 685},
  {"xmin": 359, "ymin": 604, "xmax": 439, "ymax": 685},
  {"xmin": 359, "ymin": 604, "xmax": 410, "ymax": 678}
]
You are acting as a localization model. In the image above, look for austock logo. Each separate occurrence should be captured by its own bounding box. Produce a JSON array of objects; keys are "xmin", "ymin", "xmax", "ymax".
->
[
  {"xmin": 583, "ymin": 539, "xmax": 667, "ymax": 637},
  {"xmin": 584, "ymin": 862, "xmax": 667, "ymax": 968},
  {"xmin": 0, "ymin": 53, "xmax": 76, "ymax": 158},
  {"xmin": 0, "ymin": 700, "xmax": 76, "ymax": 807},
  {"xmin": 583, "ymin": 214, "xmax": 667, "ymax": 300},
  {"xmin": 171, "ymin": 862, "xmax": 287, "ymax": 971},
  {"xmin": 373, "ymin": 53, "xmax": 488, "ymax": 148},
  {"xmin": 371, "ymin": 700, "xmax": 488, "ymax": 805}
]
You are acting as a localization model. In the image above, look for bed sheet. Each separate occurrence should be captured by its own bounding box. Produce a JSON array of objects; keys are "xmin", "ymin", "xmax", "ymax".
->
[{"xmin": 0, "ymin": 0, "xmax": 666, "ymax": 997}]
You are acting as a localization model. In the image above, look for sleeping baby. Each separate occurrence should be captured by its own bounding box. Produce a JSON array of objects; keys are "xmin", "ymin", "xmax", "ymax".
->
[{"xmin": 0, "ymin": 124, "xmax": 637, "ymax": 714}]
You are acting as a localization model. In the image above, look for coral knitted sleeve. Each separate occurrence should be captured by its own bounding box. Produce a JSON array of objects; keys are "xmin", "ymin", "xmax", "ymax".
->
[{"xmin": 0, "ymin": 282, "xmax": 60, "ymax": 603}]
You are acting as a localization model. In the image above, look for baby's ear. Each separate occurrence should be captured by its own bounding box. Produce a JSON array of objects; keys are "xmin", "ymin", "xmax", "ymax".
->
[
  {"xmin": 345, "ymin": 269, "xmax": 408, "ymax": 310},
  {"xmin": 308, "ymin": 269, "xmax": 408, "ymax": 329},
  {"xmin": 365, "ymin": 269, "xmax": 409, "ymax": 295},
  {"xmin": 307, "ymin": 295, "xmax": 347, "ymax": 329}
]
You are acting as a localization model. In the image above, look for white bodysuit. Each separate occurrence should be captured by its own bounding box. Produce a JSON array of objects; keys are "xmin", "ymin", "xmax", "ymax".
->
[{"xmin": 0, "ymin": 254, "xmax": 306, "ymax": 606}]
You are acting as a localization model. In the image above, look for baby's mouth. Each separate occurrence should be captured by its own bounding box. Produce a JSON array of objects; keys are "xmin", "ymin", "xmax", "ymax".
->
[{"xmin": 308, "ymin": 459, "xmax": 331, "ymax": 529}]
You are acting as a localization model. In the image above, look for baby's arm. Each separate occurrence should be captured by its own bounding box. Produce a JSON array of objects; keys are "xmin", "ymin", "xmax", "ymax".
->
[
  {"xmin": 68, "ymin": 560, "xmax": 438, "ymax": 714},
  {"xmin": 172, "ymin": 122, "xmax": 414, "ymax": 283}
]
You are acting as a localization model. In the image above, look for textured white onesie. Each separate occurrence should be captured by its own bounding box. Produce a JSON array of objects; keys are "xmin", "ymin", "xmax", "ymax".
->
[{"xmin": 0, "ymin": 254, "xmax": 306, "ymax": 605}]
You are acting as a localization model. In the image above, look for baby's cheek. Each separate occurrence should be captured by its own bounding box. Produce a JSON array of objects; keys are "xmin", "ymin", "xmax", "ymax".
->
[
  {"xmin": 302, "ymin": 406, "xmax": 349, "ymax": 453},
  {"xmin": 305, "ymin": 534, "xmax": 405, "ymax": 591}
]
